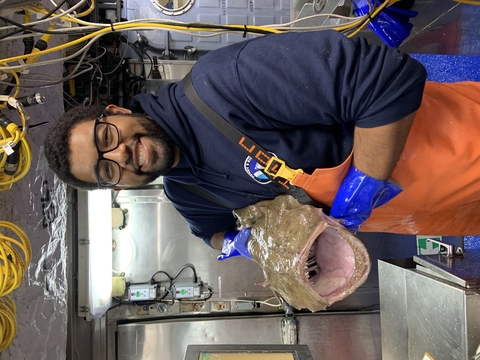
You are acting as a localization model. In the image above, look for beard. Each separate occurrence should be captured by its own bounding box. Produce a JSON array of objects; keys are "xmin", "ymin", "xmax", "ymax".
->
[{"xmin": 128, "ymin": 113, "xmax": 177, "ymax": 185}]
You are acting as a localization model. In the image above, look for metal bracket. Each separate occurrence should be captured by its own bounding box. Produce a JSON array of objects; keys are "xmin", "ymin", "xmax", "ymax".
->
[
  {"xmin": 281, "ymin": 316, "xmax": 298, "ymax": 345},
  {"xmin": 281, "ymin": 305, "xmax": 298, "ymax": 345},
  {"xmin": 425, "ymin": 238, "xmax": 463, "ymax": 258}
]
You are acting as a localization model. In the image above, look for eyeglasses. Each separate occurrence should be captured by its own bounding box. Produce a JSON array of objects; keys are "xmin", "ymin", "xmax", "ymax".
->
[{"xmin": 94, "ymin": 111, "xmax": 122, "ymax": 188}]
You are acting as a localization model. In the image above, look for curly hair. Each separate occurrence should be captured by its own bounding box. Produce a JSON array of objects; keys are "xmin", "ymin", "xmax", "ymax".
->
[{"xmin": 44, "ymin": 105, "xmax": 104, "ymax": 190}]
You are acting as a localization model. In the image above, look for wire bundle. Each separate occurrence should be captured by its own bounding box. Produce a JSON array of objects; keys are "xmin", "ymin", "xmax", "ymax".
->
[
  {"xmin": 0, "ymin": 106, "xmax": 32, "ymax": 191},
  {"xmin": 0, "ymin": 0, "xmax": 394, "ymax": 90},
  {"xmin": 0, "ymin": 0, "xmax": 398, "ymax": 111}
]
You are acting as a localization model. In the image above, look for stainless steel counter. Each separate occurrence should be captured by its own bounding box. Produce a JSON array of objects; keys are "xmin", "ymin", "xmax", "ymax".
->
[{"xmin": 379, "ymin": 254, "xmax": 480, "ymax": 360}]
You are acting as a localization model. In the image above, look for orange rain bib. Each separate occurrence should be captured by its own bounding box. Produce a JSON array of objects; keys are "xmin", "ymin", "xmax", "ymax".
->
[{"xmin": 293, "ymin": 81, "xmax": 480, "ymax": 236}]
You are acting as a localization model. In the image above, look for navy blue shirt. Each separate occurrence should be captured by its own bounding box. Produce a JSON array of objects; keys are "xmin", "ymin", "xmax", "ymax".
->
[{"xmin": 130, "ymin": 30, "xmax": 426, "ymax": 247}]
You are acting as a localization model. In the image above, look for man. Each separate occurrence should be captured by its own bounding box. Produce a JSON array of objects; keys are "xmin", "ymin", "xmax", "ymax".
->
[{"xmin": 44, "ymin": 30, "xmax": 480, "ymax": 258}]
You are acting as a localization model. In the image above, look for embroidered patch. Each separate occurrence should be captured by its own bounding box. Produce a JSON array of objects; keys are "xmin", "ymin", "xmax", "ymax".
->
[{"xmin": 244, "ymin": 153, "xmax": 275, "ymax": 184}]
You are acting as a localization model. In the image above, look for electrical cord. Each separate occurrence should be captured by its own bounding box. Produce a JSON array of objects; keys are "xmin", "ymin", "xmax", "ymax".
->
[
  {"xmin": 0, "ymin": 31, "xmax": 101, "ymax": 93},
  {"xmin": 0, "ymin": 16, "xmax": 48, "ymax": 189},
  {"xmin": 0, "ymin": 95, "xmax": 34, "ymax": 189},
  {"xmin": 103, "ymin": 40, "xmax": 128, "ymax": 76},
  {"xmin": 113, "ymin": 264, "xmax": 204, "ymax": 310},
  {"xmin": 0, "ymin": 13, "xmax": 33, "ymax": 97},
  {"xmin": 346, "ymin": 0, "xmax": 389, "ymax": 38},
  {"xmin": 18, "ymin": 0, "xmax": 90, "ymax": 29},
  {"xmin": 0, "ymin": 16, "xmax": 80, "ymax": 37},
  {"xmin": 0, "ymin": 22, "xmax": 281, "ymax": 68},
  {"xmin": 0, "ymin": 137, "xmax": 32, "ymax": 190},
  {"xmin": 0, "ymin": 10, "xmax": 382, "ymax": 72},
  {"xmin": 202, "ymin": 286, "xmax": 213, "ymax": 301},
  {"xmin": 150, "ymin": 270, "xmax": 173, "ymax": 284},
  {"xmin": 0, "ymin": 0, "xmax": 380, "ymax": 47},
  {"xmin": 0, "ymin": 221, "xmax": 32, "ymax": 297},
  {"xmin": 0, "ymin": 0, "xmax": 68, "ymax": 41},
  {"xmin": 0, "ymin": 295, "xmax": 16, "ymax": 351},
  {"xmin": 236, "ymin": 297, "xmax": 282, "ymax": 308},
  {"xmin": 48, "ymin": 0, "xmax": 95, "ymax": 18},
  {"xmin": 172, "ymin": 263, "xmax": 197, "ymax": 283},
  {"xmin": 0, "ymin": 70, "xmax": 21, "ymax": 104}
]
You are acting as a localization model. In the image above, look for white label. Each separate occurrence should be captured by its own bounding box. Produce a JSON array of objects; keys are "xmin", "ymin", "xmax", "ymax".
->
[{"xmin": 2, "ymin": 141, "xmax": 14, "ymax": 155}]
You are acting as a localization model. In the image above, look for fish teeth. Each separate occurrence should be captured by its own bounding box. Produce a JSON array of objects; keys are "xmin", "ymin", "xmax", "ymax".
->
[
  {"xmin": 307, "ymin": 266, "xmax": 319, "ymax": 279},
  {"xmin": 306, "ymin": 254, "xmax": 316, "ymax": 266}
]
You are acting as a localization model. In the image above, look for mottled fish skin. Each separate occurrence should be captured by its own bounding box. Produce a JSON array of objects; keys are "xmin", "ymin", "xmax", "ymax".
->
[{"xmin": 233, "ymin": 195, "xmax": 371, "ymax": 312}]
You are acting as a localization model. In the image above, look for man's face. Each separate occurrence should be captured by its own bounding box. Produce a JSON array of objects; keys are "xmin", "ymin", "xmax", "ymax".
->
[{"xmin": 69, "ymin": 105, "xmax": 178, "ymax": 188}]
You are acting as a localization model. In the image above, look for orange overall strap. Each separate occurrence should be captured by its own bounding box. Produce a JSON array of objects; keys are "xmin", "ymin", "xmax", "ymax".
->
[{"xmin": 291, "ymin": 151, "xmax": 353, "ymax": 208}]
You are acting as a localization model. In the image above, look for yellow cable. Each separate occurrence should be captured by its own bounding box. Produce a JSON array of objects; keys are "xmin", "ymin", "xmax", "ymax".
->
[
  {"xmin": 0, "ymin": 11, "xmax": 377, "ymax": 69},
  {"xmin": 0, "ymin": 221, "xmax": 31, "ymax": 296},
  {"xmin": 0, "ymin": 22, "xmax": 281, "ymax": 65},
  {"xmin": 0, "ymin": 97, "xmax": 28, "ymax": 149},
  {"xmin": 27, "ymin": 4, "xmax": 86, "ymax": 26},
  {"xmin": 8, "ymin": 71, "xmax": 20, "ymax": 99},
  {"xmin": 0, "ymin": 222, "xmax": 31, "ymax": 268},
  {"xmin": 0, "ymin": 101, "xmax": 30, "ymax": 188},
  {"xmin": 23, "ymin": 24, "xmax": 55, "ymax": 66},
  {"xmin": 0, "ymin": 223, "xmax": 31, "ymax": 352},
  {"xmin": 0, "ymin": 295, "xmax": 17, "ymax": 351},
  {"xmin": 0, "ymin": 244, "xmax": 21, "ymax": 296},
  {"xmin": 0, "ymin": 126, "xmax": 21, "ymax": 149},
  {"xmin": 8, "ymin": 1, "xmax": 386, "ymax": 65},
  {"xmin": 454, "ymin": 0, "xmax": 480, "ymax": 3},
  {"xmin": 0, "ymin": 70, "xmax": 21, "ymax": 110},
  {"xmin": 29, "ymin": 0, "xmax": 95, "ymax": 20},
  {"xmin": 74, "ymin": 0, "xmax": 95, "ymax": 18},
  {"xmin": 347, "ymin": 0, "xmax": 391, "ymax": 38},
  {"xmin": 0, "ymin": 138, "xmax": 32, "ymax": 188}
]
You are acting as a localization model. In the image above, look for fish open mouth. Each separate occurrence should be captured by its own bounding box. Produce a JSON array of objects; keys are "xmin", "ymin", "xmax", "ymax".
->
[
  {"xmin": 304, "ymin": 227, "xmax": 363, "ymax": 300},
  {"xmin": 234, "ymin": 194, "xmax": 370, "ymax": 311}
]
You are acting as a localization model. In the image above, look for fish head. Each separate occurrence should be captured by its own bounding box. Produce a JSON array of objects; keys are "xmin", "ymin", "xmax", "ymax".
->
[{"xmin": 233, "ymin": 195, "xmax": 371, "ymax": 312}]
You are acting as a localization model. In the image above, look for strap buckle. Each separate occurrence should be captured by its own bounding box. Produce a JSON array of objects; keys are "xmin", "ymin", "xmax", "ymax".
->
[{"xmin": 264, "ymin": 157, "xmax": 304, "ymax": 182}]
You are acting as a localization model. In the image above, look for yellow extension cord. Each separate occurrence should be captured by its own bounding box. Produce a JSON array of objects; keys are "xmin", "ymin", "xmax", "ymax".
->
[
  {"xmin": 0, "ymin": 89, "xmax": 33, "ymax": 191},
  {"xmin": 0, "ymin": 221, "xmax": 31, "ymax": 351},
  {"xmin": 0, "ymin": 221, "xmax": 32, "ymax": 296},
  {"xmin": 0, "ymin": 137, "xmax": 32, "ymax": 191},
  {"xmin": 0, "ymin": 295, "xmax": 16, "ymax": 352}
]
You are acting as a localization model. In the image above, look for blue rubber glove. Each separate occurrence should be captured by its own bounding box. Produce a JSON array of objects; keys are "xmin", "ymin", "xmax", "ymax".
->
[
  {"xmin": 217, "ymin": 228, "xmax": 253, "ymax": 261},
  {"xmin": 352, "ymin": 0, "xmax": 418, "ymax": 48},
  {"xmin": 329, "ymin": 165, "xmax": 402, "ymax": 233}
]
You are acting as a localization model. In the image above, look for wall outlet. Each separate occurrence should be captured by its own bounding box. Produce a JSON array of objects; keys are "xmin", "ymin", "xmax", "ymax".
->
[{"xmin": 211, "ymin": 301, "xmax": 230, "ymax": 312}]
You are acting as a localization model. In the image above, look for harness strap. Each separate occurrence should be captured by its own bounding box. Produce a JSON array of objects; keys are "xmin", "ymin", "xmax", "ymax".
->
[
  {"xmin": 183, "ymin": 71, "xmax": 319, "ymax": 207},
  {"xmin": 179, "ymin": 183, "xmax": 234, "ymax": 209}
]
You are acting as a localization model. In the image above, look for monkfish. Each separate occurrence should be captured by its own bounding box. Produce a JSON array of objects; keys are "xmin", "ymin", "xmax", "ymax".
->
[{"xmin": 234, "ymin": 194, "xmax": 371, "ymax": 312}]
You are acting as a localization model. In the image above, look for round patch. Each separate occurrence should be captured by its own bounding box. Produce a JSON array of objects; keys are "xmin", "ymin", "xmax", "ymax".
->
[{"xmin": 244, "ymin": 154, "xmax": 275, "ymax": 184}]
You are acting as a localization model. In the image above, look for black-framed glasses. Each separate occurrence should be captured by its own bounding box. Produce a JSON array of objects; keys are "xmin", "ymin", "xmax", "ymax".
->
[{"xmin": 94, "ymin": 111, "xmax": 122, "ymax": 187}]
